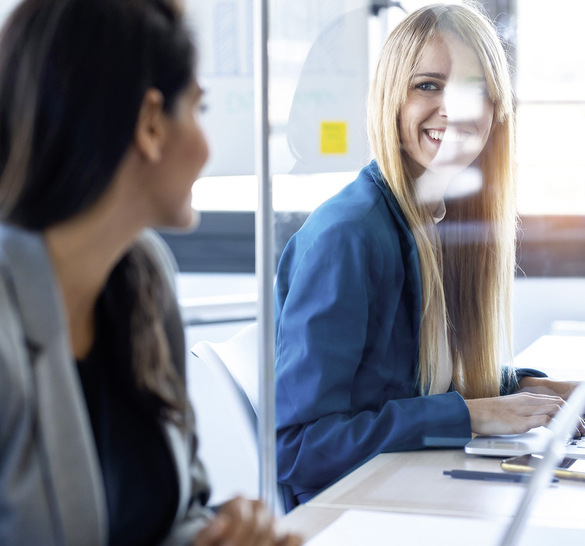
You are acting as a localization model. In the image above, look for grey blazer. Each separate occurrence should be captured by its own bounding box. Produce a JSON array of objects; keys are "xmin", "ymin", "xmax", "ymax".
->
[{"xmin": 0, "ymin": 224, "xmax": 213, "ymax": 545}]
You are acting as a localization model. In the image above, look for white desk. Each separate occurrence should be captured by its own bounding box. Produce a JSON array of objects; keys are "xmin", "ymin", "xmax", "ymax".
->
[
  {"xmin": 513, "ymin": 334, "xmax": 585, "ymax": 381},
  {"xmin": 281, "ymin": 335, "xmax": 585, "ymax": 543},
  {"xmin": 282, "ymin": 449, "xmax": 585, "ymax": 540}
]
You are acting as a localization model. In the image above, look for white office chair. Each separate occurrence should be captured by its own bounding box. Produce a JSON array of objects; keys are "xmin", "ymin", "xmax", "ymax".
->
[
  {"xmin": 190, "ymin": 323, "xmax": 284, "ymax": 514},
  {"xmin": 192, "ymin": 322, "xmax": 259, "ymax": 421}
]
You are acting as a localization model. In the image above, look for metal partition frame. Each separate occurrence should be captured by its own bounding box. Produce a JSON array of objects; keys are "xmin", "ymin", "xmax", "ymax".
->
[{"xmin": 254, "ymin": 0, "xmax": 278, "ymax": 513}]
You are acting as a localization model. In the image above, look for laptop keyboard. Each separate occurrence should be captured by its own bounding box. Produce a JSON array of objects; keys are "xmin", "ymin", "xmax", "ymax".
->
[{"xmin": 567, "ymin": 437, "xmax": 585, "ymax": 449}]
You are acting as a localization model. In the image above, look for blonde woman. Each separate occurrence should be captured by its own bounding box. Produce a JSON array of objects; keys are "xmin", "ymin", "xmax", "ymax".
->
[{"xmin": 274, "ymin": 2, "xmax": 582, "ymax": 511}]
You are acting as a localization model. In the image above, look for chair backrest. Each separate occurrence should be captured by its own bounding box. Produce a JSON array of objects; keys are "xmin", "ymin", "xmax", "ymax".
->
[
  {"xmin": 188, "ymin": 324, "xmax": 259, "ymax": 506},
  {"xmin": 192, "ymin": 322, "xmax": 259, "ymax": 426},
  {"xmin": 190, "ymin": 323, "xmax": 284, "ymax": 514}
]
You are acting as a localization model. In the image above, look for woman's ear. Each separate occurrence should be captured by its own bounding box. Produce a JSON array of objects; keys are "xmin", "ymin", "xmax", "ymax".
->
[{"xmin": 134, "ymin": 88, "xmax": 167, "ymax": 162}]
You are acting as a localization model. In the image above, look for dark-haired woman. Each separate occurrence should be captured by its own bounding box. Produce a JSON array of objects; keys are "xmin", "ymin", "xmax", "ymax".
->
[{"xmin": 0, "ymin": 0, "xmax": 300, "ymax": 544}]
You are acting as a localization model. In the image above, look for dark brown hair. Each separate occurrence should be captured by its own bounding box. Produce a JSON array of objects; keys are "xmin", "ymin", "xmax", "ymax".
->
[{"xmin": 0, "ymin": 0, "xmax": 197, "ymax": 421}]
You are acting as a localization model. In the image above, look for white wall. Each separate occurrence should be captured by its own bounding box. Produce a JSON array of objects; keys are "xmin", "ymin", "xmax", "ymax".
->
[{"xmin": 513, "ymin": 277, "xmax": 585, "ymax": 354}]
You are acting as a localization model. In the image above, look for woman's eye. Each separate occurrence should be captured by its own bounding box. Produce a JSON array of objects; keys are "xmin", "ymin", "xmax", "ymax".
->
[{"xmin": 416, "ymin": 81, "xmax": 440, "ymax": 91}]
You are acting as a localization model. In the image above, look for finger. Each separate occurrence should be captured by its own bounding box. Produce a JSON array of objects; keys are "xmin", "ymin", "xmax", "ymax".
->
[
  {"xmin": 248, "ymin": 501, "xmax": 277, "ymax": 546},
  {"xmin": 531, "ymin": 402, "xmax": 564, "ymax": 417},
  {"xmin": 274, "ymin": 519, "xmax": 303, "ymax": 546},
  {"xmin": 507, "ymin": 414, "xmax": 553, "ymax": 434},
  {"xmin": 193, "ymin": 514, "xmax": 229, "ymax": 546},
  {"xmin": 275, "ymin": 533, "xmax": 304, "ymax": 546},
  {"xmin": 510, "ymin": 397, "xmax": 564, "ymax": 419},
  {"xmin": 574, "ymin": 417, "xmax": 585, "ymax": 437},
  {"xmin": 512, "ymin": 392, "xmax": 565, "ymax": 404},
  {"xmin": 221, "ymin": 497, "xmax": 252, "ymax": 544},
  {"xmin": 224, "ymin": 498, "xmax": 273, "ymax": 546}
]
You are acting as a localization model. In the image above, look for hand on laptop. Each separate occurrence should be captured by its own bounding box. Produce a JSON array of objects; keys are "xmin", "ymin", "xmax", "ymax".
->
[
  {"xmin": 516, "ymin": 377, "xmax": 582, "ymax": 403},
  {"xmin": 515, "ymin": 378, "xmax": 585, "ymax": 437},
  {"xmin": 465, "ymin": 392, "xmax": 567, "ymax": 436}
]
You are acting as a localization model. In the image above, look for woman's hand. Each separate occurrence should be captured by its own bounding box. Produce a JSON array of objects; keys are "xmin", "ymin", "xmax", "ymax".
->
[
  {"xmin": 516, "ymin": 377, "xmax": 581, "ymax": 401},
  {"xmin": 513, "ymin": 379, "xmax": 585, "ymax": 436},
  {"xmin": 194, "ymin": 496, "xmax": 303, "ymax": 546},
  {"xmin": 465, "ymin": 392, "xmax": 566, "ymax": 436}
]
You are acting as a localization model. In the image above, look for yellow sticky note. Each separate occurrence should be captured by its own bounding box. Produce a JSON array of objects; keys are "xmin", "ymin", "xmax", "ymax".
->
[{"xmin": 320, "ymin": 121, "xmax": 347, "ymax": 154}]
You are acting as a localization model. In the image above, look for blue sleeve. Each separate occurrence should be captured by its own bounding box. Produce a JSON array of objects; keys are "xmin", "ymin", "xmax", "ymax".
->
[
  {"xmin": 275, "ymin": 221, "xmax": 471, "ymax": 498},
  {"xmin": 500, "ymin": 367, "xmax": 548, "ymax": 395}
]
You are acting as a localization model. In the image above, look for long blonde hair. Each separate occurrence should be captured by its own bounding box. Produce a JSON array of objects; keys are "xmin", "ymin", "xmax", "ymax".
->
[{"xmin": 367, "ymin": 2, "xmax": 516, "ymax": 398}]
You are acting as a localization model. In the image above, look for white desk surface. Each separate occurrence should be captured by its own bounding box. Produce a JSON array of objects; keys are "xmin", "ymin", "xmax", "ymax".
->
[
  {"xmin": 294, "ymin": 508, "xmax": 585, "ymax": 546},
  {"xmin": 282, "ymin": 449, "xmax": 585, "ymax": 541},
  {"xmin": 513, "ymin": 334, "xmax": 585, "ymax": 380},
  {"xmin": 281, "ymin": 335, "xmax": 585, "ymax": 542}
]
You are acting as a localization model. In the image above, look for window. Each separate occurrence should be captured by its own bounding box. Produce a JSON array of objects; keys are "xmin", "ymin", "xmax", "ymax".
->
[
  {"xmin": 182, "ymin": 0, "xmax": 585, "ymax": 276},
  {"xmin": 0, "ymin": 0, "xmax": 580, "ymax": 275}
]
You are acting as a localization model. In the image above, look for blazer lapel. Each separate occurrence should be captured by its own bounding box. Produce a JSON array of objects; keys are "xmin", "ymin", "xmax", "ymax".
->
[
  {"xmin": 365, "ymin": 161, "xmax": 423, "ymax": 338},
  {"xmin": 31, "ymin": 344, "xmax": 107, "ymax": 545},
  {"xmin": 1, "ymin": 225, "xmax": 107, "ymax": 545}
]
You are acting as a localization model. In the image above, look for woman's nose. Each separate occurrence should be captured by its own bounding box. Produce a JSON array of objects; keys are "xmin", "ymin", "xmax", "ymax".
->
[{"xmin": 437, "ymin": 94, "xmax": 448, "ymax": 118}]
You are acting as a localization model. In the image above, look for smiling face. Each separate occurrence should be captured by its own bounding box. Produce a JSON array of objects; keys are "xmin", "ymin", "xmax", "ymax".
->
[{"xmin": 399, "ymin": 31, "xmax": 494, "ymax": 179}]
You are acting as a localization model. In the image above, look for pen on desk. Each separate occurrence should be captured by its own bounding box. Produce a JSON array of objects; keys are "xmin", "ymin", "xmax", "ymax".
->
[{"xmin": 443, "ymin": 470, "xmax": 559, "ymax": 483}]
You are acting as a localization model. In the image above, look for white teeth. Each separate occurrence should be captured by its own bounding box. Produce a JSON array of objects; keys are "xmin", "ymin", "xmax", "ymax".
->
[
  {"xmin": 427, "ymin": 129, "xmax": 443, "ymax": 141},
  {"xmin": 426, "ymin": 129, "xmax": 467, "ymax": 143}
]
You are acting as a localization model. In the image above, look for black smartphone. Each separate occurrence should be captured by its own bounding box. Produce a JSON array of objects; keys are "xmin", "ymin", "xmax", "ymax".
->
[{"xmin": 501, "ymin": 454, "xmax": 585, "ymax": 482}]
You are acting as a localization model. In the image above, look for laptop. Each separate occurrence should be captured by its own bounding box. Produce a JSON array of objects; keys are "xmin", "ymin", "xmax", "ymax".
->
[{"xmin": 464, "ymin": 426, "xmax": 585, "ymax": 458}]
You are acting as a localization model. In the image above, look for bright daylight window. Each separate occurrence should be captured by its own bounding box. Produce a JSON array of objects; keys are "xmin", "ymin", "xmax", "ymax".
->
[
  {"xmin": 187, "ymin": 0, "xmax": 585, "ymax": 277},
  {"xmin": 515, "ymin": 0, "xmax": 585, "ymax": 215},
  {"xmin": 0, "ymin": 0, "xmax": 581, "ymax": 273},
  {"xmin": 192, "ymin": 0, "xmax": 585, "ymax": 219}
]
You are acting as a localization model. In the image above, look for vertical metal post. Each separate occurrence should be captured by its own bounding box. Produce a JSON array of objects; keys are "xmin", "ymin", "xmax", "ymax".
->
[{"xmin": 254, "ymin": 0, "xmax": 277, "ymax": 513}]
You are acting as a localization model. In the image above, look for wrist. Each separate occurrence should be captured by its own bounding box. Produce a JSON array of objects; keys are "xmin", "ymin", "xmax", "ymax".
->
[
  {"xmin": 517, "ymin": 376, "xmax": 542, "ymax": 391},
  {"xmin": 517, "ymin": 377, "xmax": 579, "ymax": 400}
]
